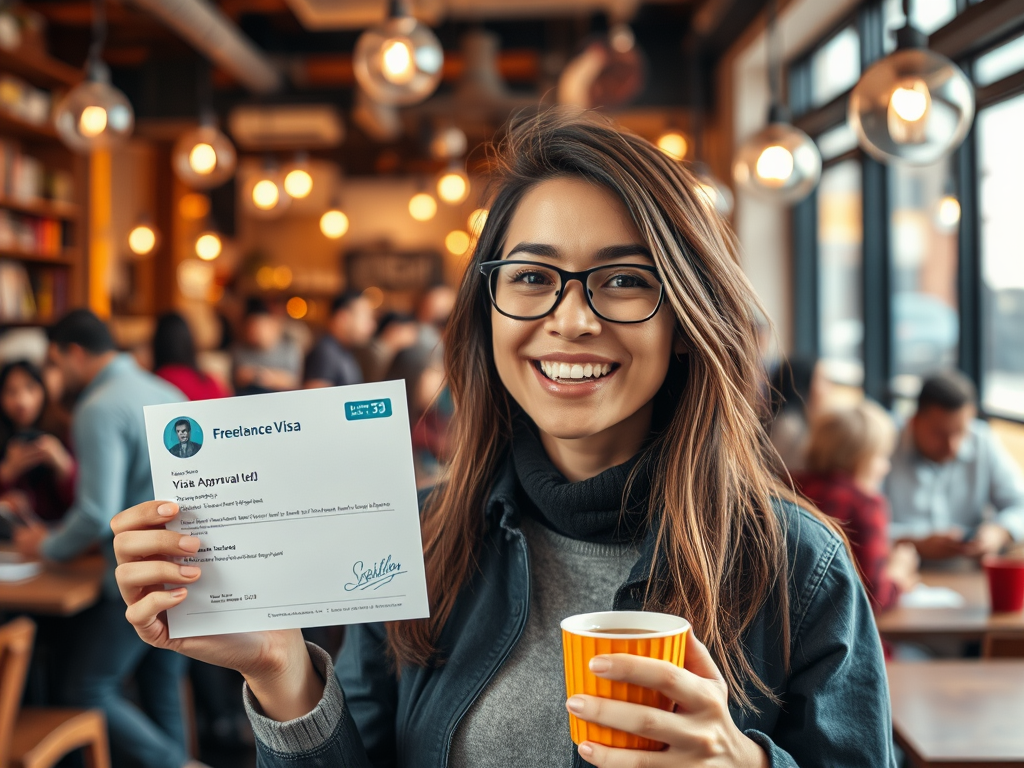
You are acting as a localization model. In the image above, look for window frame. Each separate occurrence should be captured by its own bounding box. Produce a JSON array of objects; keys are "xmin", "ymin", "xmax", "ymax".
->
[{"xmin": 786, "ymin": 0, "xmax": 1024, "ymax": 423}]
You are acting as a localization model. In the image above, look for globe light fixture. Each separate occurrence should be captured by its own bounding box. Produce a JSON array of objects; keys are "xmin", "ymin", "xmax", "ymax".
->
[
  {"xmin": 848, "ymin": 3, "xmax": 974, "ymax": 166},
  {"xmin": 320, "ymin": 209, "xmax": 350, "ymax": 239},
  {"xmin": 690, "ymin": 162, "xmax": 735, "ymax": 217},
  {"xmin": 54, "ymin": 0, "xmax": 133, "ymax": 152},
  {"xmin": 172, "ymin": 122, "xmax": 237, "ymax": 189},
  {"xmin": 353, "ymin": 1, "xmax": 444, "ymax": 106},
  {"xmin": 445, "ymin": 230, "xmax": 471, "ymax": 256},
  {"xmin": 732, "ymin": 1, "xmax": 820, "ymax": 203},
  {"xmin": 409, "ymin": 192, "xmax": 437, "ymax": 221},
  {"xmin": 657, "ymin": 131, "xmax": 688, "ymax": 161},
  {"xmin": 429, "ymin": 125, "xmax": 468, "ymax": 160},
  {"xmin": 245, "ymin": 164, "xmax": 290, "ymax": 219},
  {"xmin": 195, "ymin": 232, "xmax": 222, "ymax": 261},
  {"xmin": 284, "ymin": 168, "xmax": 313, "ymax": 199},
  {"xmin": 437, "ymin": 166, "xmax": 470, "ymax": 205},
  {"xmin": 128, "ymin": 224, "xmax": 157, "ymax": 256}
]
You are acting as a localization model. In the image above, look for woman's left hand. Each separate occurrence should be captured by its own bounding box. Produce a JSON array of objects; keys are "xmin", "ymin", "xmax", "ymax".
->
[{"xmin": 566, "ymin": 633, "xmax": 768, "ymax": 767}]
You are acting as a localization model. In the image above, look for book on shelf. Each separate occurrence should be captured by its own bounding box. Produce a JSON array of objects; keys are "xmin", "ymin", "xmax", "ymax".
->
[{"xmin": 0, "ymin": 258, "xmax": 36, "ymax": 321}]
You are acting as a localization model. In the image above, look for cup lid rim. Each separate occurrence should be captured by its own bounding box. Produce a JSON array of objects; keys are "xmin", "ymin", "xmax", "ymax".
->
[{"xmin": 560, "ymin": 610, "xmax": 691, "ymax": 638}]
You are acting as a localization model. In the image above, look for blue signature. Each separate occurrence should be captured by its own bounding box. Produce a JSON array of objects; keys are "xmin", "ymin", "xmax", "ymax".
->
[{"xmin": 344, "ymin": 554, "xmax": 407, "ymax": 592}]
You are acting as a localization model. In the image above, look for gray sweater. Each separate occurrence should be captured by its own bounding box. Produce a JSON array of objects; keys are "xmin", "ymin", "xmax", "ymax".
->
[{"xmin": 244, "ymin": 516, "xmax": 638, "ymax": 765}]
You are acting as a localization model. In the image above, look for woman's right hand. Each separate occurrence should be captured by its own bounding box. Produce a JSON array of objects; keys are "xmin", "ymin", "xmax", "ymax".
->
[{"xmin": 112, "ymin": 500, "xmax": 326, "ymax": 722}]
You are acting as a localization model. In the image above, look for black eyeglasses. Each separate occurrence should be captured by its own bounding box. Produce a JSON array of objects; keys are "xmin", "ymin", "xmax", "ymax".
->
[{"xmin": 479, "ymin": 260, "xmax": 664, "ymax": 323}]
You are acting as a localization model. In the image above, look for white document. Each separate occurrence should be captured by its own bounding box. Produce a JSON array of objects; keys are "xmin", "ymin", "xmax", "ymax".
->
[{"xmin": 144, "ymin": 381, "xmax": 430, "ymax": 639}]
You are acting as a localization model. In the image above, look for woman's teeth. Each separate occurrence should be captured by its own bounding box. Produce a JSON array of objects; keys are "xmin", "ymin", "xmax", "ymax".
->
[{"xmin": 538, "ymin": 361, "xmax": 613, "ymax": 381}]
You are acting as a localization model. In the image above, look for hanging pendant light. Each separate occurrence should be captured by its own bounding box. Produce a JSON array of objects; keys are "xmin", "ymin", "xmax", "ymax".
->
[
  {"xmin": 437, "ymin": 163, "xmax": 470, "ymax": 205},
  {"xmin": 680, "ymin": 47, "xmax": 734, "ymax": 217},
  {"xmin": 732, "ymin": 0, "xmax": 821, "ymax": 204},
  {"xmin": 54, "ymin": 0, "xmax": 134, "ymax": 152},
  {"xmin": 353, "ymin": 0, "xmax": 444, "ymax": 107},
  {"xmin": 128, "ymin": 221, "xmax": 158, "ymax": 256},
  {"xmin": 172, "ymin": 64, "xmax": 236, "ymax": 189},
  {"xmin": 848, "ymin": 0, "xmax": 974, "ymax": 166},
  {"xmin": 244, "ymin": 159, "xmax": 290, "ymax": 220}
]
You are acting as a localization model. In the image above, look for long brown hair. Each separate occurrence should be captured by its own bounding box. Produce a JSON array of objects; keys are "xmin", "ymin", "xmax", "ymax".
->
[{"xmin": 388, "ymin": 109, "xmax": 834, "ymax": 710}]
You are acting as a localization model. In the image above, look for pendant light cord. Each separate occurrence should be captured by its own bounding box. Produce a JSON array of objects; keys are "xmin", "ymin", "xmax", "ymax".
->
[
  {"xmin": 766, "ymin": 0, "xmax": 782, "ymax": 111},
  {"xmin": 87, "ymin": 0, "xmax": 106, "ymax": 68}
]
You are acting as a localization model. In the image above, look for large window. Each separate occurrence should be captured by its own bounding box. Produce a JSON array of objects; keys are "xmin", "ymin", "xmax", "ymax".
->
[
  {"xmin": 977, "ymin": 93, "xmax": 1024, "ymax": 420},
  {"xmin": 810, "ymin": 27, "xmax": 860, "ymax": 108}
]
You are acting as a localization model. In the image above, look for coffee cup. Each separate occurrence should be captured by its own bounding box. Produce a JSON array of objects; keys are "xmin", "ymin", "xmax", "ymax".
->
[
  {"xmin": 983, "ymin": 555, "xmax": 1024, "ymax": 613},
  {"xmin": 561, "ymin": 610, "xmax": 690, "ymax": 749}
]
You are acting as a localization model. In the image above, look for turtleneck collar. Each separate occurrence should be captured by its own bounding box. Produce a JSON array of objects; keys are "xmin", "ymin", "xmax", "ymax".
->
[{"xmin": 510, "ymin": 417, "xmax": 654, "ymax": 545}]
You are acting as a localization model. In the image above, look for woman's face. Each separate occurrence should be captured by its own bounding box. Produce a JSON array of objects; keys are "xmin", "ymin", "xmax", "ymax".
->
[
  {"xmin": 491, "ymin": 177, "xmax": 680, "ymax": 444},
  {"xmin": 1, "ymin": 368, "xmax": 44, "ymax": 429}
]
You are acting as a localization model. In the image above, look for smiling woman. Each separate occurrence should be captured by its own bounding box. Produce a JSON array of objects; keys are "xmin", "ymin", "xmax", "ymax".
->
[{"xmin": 109, "ymin": 110, "xmax": 895, "ymax": 768}]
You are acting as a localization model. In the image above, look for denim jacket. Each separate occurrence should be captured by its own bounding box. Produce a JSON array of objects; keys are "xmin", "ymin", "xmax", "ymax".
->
[{"xmin": 251, "ymin": 457, "xmax": 896, "ymax": 767}]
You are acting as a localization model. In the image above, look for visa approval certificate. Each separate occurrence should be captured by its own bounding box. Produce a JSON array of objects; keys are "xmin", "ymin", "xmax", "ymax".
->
[{"xmin": 144, "ymin": 380, "xmax": 430, "ymax": 639}]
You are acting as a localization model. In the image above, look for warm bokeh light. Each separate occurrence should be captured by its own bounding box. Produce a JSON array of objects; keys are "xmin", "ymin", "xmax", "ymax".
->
[
  {"xmin": 468, "ymin": 208, "xmax": 488, "ymax": 237},
  {"xmin": 179, "ymin": 193, "xmax": 210, "ymax": 220},
  {"xmin": 79, "ymin": 105, "xmax": 107, "ymax": 137},
  {"xmin": 128, "ymin": 225, "xmax": 156, "ymax": 256},
  {"xmin": 890, "ymin": 80, "xmax": 930, "ymax": 122},
  {"xmin": 256, "ymin": 266, "xmax": 275, "ymax": 290},
  {"xmin": 195, "ymin": 232, "xmax": 222, "ymax": 261},
  {"xmin": 445, "ymin": 230, "xmax": 471, "ymax": 255},
  {"xmin": 320, "ymin": 209, "xmax": 350, "ymax": 239},
  {"xmin": 381, "ymin": 38, "xmax": 416, "ymax": 85},
  {"xmin": 363, "ymin": 286, "xmax": 384, "ymax": 309},
  {"xmin": 284, "ymin": 169, "xmax": 313, "ymax": 199},
  {"xmin": 937, "ymin": 195, "xmax": 961, "ymax": 228},
  {"xmin": 188, "ymin": 142, "xmax": 217, "ymax": 175},
  {"xmin": 286, "ymin": 296, "xmax": 308, "ymax": 319},
  {"xmin": 657, "ymin": 131, "xmax": 688, "ymax": 161},
  {"xmin": 409, "ymin": 192, "xmax": 438, "ymax": 221},
  {"xmin": 273, "ymin": 265, "xmax": 293, "ymax": 289},
  {"xmin": 755, "ymin": 145, "xmax": 795, "ymax": 184},
  {"xmin": 252, "ymin": 179, "xmax": 280, "ymax": 210},
  {"xmin": 437, "ymin": 171, "xmax": 469, "ymax": 204}
]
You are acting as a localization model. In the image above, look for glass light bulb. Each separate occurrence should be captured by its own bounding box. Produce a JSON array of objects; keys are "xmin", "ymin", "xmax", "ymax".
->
[
  {"xmin": 284, "ymin": 169, "xmax": 313, "ymax": 199},
  {"xmin": 189, "ymin": 143, "xmax": 217, "ymax": 175},
  {"xmin": 253, "ymin": 179, "xmax": 280, "ymax": 210},
  {"xmin": 409, "ymin": 193, "xmax": 437, "ymax": 221},
  {"xmin": 849, "ymin": 48, "xmax": 974, "ymax": 166},
  {"xmin": 733, "ymin": 122, "xmax": 822, "ymax": 204},
  {"xmin": 55, "ymin": 79, "xmax": 134, "ymax": 152},
  {"xmin": 755, "ymin": 145, "xmax": 795, "ymax": 184},
  {"xmin": 320, "ymin": 210, "xmax": 349, "ymax": 239},
  {"xmin": 445, "ymin": 230, "xmax": 470, "ymax": 255},
  {"xmin": 286, "ymin": 296, "xmax": 308, "ymax": 319},
  {"xmin": 354, "ymin": 15, "xmax": 444, "ymax": 106},
  {"xmin": 936, "ymin": 195, "xmax": 960, "ymax": 229},
  {"xmin": 437, "ymin": 170, "xmax": 469, "ymax": 204},
  {"xmin": 173, "ymin": 125, "xmax": 236, "ymax": 189},
  {"xmin": 657, "ymin": 132, "xmax": 688, "ymax": 161},
  {"xmin": 195, "ymin": 232, "xmax": 222, "ymax": 261},
  {"xmin": 128, "ymin": 225, "xmax": 156, "ymax": 255}
]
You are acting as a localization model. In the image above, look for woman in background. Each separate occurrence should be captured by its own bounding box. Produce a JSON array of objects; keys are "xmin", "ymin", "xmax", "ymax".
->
[
  {"xmin": 767, "ymin": 356, "xmax": 829, "ymax": 473},
  {"xmin": 796, "ymin": 401, "xmax": 918, "ymax": 612},
  {"xmin": 153, "ymin": 312, "xmax": 230, "ymax": 401},
  {"xmin": 386, "ymin": 342, "xmax": 449, "ymax": 487},
  {"xmin": 0, "ymin": 360, "xmax": 75, "ymax": 524}
]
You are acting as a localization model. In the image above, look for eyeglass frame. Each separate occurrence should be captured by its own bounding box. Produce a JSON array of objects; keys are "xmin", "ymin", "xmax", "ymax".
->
[{"xmin": 478, "ymin": 259, "xmax": 666, "ymax": 324}]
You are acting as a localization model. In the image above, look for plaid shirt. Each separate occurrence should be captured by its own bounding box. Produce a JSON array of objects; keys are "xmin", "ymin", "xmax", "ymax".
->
[{"xmin": 794, "ymin": 471, "xmax": 900, "ymax": 612}]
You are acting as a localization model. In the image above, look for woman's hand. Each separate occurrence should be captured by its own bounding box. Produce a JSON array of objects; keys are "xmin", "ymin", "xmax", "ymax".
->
[
  {"xmin": 0, "ymin": 439, "xmax": 46, "ymax": 484},
  {"xmin": 33, "ymin": 435, "xmax": 75, "ymax": 481},
  {"xmin": 565, "ymin": 634, "xmax": 768, "ymax": 767},
  {"xmin": 112, "ymin": 500, "xmax": 325, "ymax": 722}
]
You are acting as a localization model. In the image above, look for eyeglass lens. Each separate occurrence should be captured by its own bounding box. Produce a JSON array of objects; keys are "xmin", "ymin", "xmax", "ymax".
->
[{"xmin": 489, "ymin": 263, "xmax": 662, "ymax": 322}]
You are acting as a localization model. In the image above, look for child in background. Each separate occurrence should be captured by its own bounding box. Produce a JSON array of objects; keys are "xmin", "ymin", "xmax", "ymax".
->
[{"xmin": 796, "ymin": 400, "xmax": 919, "ymax": 612}]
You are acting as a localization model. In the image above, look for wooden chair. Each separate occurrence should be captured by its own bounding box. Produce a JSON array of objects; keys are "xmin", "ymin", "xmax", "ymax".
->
[
  {"xmin": 0, "ymin": 617, "xmax": 110, "ymax": 768},
  {"xmin": 982, "ymin": 632, "xmax": 1024, "ymax": 659}
]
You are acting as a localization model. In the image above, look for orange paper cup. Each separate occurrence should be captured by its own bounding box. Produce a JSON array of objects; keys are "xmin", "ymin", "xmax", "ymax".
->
[{"xmin": 561, "ymin": 610, "xmax": 690, "ymax": 750}]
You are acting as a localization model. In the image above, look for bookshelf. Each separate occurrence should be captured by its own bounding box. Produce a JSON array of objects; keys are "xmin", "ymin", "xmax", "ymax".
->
[{"xmin": 0, "ymin": 38, "xmax": 86, "ymax": 328}]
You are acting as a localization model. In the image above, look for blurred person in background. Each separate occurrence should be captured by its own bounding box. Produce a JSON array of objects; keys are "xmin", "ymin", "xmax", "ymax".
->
[
  {"xmin": 356, "ymin": 312, "xmax": 421, "ymax": 383},
  {"xmin": 416, "ymin": 282, "xmax": 457, "ymax": 334},
  {"xmin": 13, "ymin": 310, "xmax": 205, "ymax": 768},
  {"xmin": 796, "ymin": 401, "xmax": 918, "ymax": 612},
  {"xmin": 386, "ymin": 342, "xmax": 448, "ymax": 487},
  {"xmin": 0, "ymin": 360, "xmax": 75, "ymax": 525},
  {"xmin": 887, "ymin": 371, "xmax": 1024, "ymax": 561},
  {"xmin": 304, "ymin": 291, "xmax": 376, "ymax": 389},
  {"xmin": 232, "ymin": 298, "xmax": 302, "ymax": 396},
  {"xmin": 153, "ymin": 312, "xmax": 230, "ymax": 401},
  {"xmin": 767, "ymin": 356, "xmax": 830, "ymax": 474}
]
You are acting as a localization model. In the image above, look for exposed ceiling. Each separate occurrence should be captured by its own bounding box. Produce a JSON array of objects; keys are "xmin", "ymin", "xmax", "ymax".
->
[{"xmin": 27, "ymin": 0, "xmax": 769, "ymax": 173}]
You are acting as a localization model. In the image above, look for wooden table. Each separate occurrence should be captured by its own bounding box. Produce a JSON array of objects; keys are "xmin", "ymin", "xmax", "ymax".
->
[
  {"xmin": 876, "ymin": 570, "xmax": 1024, "ymax": 642},
  {"xmin": 0, "ymin": 554, "xmax": 105, "ymax": 616},
  {"xmin": 889, "ymin": 660, "xmax": 1024, "ymax": 767}
]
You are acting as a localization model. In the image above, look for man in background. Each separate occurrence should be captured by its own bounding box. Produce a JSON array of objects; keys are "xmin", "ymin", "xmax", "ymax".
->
[
  {"xmin": 887, "ymin": 370, "xmax": 1024, "ymax": 560},
  {"xmin": 232, "ymin": 298, "xmax": 302, "ymax": 395},
  {"xmin": 304, "ymin": 290, "xmax": 376, "ymax": 388},
  {"xmin": 15, "ymin": 309, "xmax": 205, "ymax": 768}
]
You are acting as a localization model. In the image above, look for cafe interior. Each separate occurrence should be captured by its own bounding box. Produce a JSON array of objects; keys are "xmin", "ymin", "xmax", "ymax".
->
[{"xmin": 0, "ymin": 0, "xmax": 1021, "ymax": 765}]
